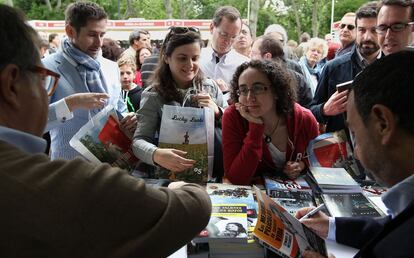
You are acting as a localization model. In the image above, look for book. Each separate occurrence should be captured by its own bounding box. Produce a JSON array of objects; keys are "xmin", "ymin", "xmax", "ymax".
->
[
  {"xmin": 157, "ymin": 105, "xmax": 214, "ymax": 184},
  {"xmin": 253, "ymin": 186, "xmax": 327, "ymax": 258},
  {"xmin": 307, "ymin": 130, "xmax": 364, "ymax": 179},
  {"xmin": 309, "ymin": 167, "xmax": 361, "ymax": 193},
  {"xmin": 264, "ymin": 176, "xmax": 315, "ymax": 216},
  {"xmin": 69, "ymin": 106, "xmax": 138, "ymax": 171},
  {"xmin": 206, "ymin": 183, "xmax": 258, "ymax": 226},
  {"xmin": 205, "ymin": 204, "xmax": 248, "ymax": 243},
  {"xmin": 322, "ymin": 192, "xmax": 385, "ymax": 217}
]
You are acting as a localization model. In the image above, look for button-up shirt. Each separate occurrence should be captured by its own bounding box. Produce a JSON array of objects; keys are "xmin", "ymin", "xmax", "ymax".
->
[{"xmin": 0, "ymin": 126, "xmax": 46, "ymax": 154}]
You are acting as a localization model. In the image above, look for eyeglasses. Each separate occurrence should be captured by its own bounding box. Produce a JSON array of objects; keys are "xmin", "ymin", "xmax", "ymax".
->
[
  {"xmin": 237, "ymin": 84, "xmax": 268, "ymax": 96},
  {"xmin": 375, "ymin": 22, "xmax": 414, "ymax": 34},
  {"xmin": 215, "ymin": 27, "xmax": 239, "ymax": 41},
  {"xmin": 29, "ymin": 65, "xmax": 60, "ymax": 96},
  {"xmin": 340, "ymin": 24, "xmax": 355, "ymax": 30}
]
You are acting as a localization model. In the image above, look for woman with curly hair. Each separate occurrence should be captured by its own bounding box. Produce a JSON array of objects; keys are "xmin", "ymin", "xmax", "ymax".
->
[
  {"xmin": 222, "ymin": 60, "xmax": 319, "ymax": 185},
  {"xmin": 132, "ymin": 27, "xmax": 226, "ymax": 173}
]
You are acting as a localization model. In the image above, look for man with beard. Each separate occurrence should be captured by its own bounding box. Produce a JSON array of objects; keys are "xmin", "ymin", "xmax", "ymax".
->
[
  {"xmin": 336, "ymin": 12, "xmax": 357, "ymax": 57},
  {"xmin": 310, "ymin": 2, "xmax": 381, "ymax": 133},
  {"xmin": 376, "ymin": 0, "xmax": 414, "ymax": 56}
]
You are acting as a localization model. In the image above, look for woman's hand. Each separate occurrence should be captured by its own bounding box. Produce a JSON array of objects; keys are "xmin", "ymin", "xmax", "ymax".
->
[
  {"xmin": 120, "ymin": 113, "xmax": 137, "ymax": 138},
  {"xmin": 196, "ymin": 93, "xmax": 220, "ymax": 116},
  {"xmin": 153, "ymin": 148, "xmax": 196, "ymax": 172},
  {"xmin": 283, "ymin": 161, "xmax": 305, "ymax": 179},
  {"xmin": 235, "ymin": 103, "xmax": 263, "ymax": 124}
]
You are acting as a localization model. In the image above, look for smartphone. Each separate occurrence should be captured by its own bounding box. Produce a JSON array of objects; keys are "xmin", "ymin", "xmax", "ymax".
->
[{"xmin": 336, "ymin": 80, "xmax": 353, "ymax": 93}]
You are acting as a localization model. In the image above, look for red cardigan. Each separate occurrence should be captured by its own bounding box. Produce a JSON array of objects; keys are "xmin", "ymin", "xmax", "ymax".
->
[{"xmin": 222, "ymin": 103, "xmax": 319, "ymax": 185}]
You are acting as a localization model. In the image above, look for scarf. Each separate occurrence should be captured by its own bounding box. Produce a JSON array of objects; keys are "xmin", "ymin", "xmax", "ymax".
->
[{"xmin": 62, "ymin": 38, "xmax": 107, "ymax": 95}]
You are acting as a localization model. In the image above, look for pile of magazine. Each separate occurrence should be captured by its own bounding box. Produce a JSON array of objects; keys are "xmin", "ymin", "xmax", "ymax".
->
[{"xmin": 195, "ymin": 183, "xmax": 264, "ymax": 258}]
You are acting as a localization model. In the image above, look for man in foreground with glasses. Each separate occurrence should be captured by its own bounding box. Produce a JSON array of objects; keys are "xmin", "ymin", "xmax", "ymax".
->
[
  {"xmin": 199, "ymin": 6, "xmax": 249, "ymax": 96},
  {"xmin": 0, "ymin": 4, "xmax": 211, "ymax": 256},
  {"xmin": 336, "ymin": 12, "xmax": 357, "ymax": 57},
  {"xmin": 43, "ymin": 2, "xmax": 137, "ymax": 160},
  {"xmin": 311, "ymin": 2, "xmax": 381, "ymax": 133},
  {"xmin": 298, "ymin": 49, "xmax": 414, "ymax": 258},
  {"xmin": 376, "ymin": 0, "xmax": 414, "ymax": 55}
]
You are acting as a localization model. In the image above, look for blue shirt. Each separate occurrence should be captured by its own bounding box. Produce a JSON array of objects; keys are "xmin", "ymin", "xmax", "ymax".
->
[{"xmin": 0, "ymin": 126, "xmax": 46, "ymax": 154}]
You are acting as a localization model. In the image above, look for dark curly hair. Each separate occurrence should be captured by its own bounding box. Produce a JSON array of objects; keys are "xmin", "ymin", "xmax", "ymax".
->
[
  {"xmin": 230, "ymin": 59, "xmax": 296, "ymax": 116},
  {"xmin": 151, "ymin": 30, "xmax": 204, "ymax": 103}
]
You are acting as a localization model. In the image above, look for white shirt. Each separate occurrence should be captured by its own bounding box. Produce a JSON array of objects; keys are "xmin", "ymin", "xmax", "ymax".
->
[{"xmin": 199, "ymin": 47, "xmax": 250, "ymax": 86}]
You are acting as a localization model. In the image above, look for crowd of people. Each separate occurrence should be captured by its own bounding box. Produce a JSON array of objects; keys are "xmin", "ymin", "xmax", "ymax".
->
[{"xmin": 0, "ymin": 0, "xmax": 414, "ymax": 257}]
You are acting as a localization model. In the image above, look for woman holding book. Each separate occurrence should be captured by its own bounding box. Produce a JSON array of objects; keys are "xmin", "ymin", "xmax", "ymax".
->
[
  {"xmin": 132, "ymin": 27, "xmax": 225, "ymax": 173},
  {"xmin": 222, "ymin": 60, "xmax": 319, "ymax": 185}
]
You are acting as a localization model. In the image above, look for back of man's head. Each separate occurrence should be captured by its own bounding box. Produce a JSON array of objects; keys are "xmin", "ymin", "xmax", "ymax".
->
[
  {"xmin": 65, "ymin": 2, "xmax": 107, "ymax": 34},
  {"xmin": 353, "ymin": 49, "xmax": 414, "ymax": 134},
  {"xmin": 259, "ymin": 34, "xmax": 285, "ymax": 60},
  {"xmin": 212, "ymin": 6, "xmax": 241, "ymax": 27},
  {"xmin": 264, "ymin": 24, "xmax": 288, "ymax": 46},
  {"xmin": 0, "ymin": 4, "xmax": 39, "ymax": 72},
  {"xmin": 378, "ymin": 0, "xmax": 414, "ymax": 21}
]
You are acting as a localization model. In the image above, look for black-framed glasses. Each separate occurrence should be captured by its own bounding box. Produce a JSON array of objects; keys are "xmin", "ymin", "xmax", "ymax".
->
[
  {"xmin": 29, "ymin": 65, "xmax": 60, "ymax": 96},
  {"xmin": 375, "ymin": 22, "xmax": 414, "ymax": 34},
  {"xmin": 237, "ymin": 84, "xmax": 268, "ymax": 96},
  {"xmin": 163, "ymin": 26, "xmax": 200, "ymax": 45},
  {"xmin": 340, "ymin": 24, "xmax": 355, "ymax": 30}
]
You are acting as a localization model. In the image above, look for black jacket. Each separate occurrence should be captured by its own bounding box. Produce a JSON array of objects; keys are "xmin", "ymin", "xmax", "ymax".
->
[
  {"xmin": 310, "ymin": 46, "xmax": 363, "ymax": 132},
  {"xmin": 336, "ymin": 200, "xmax": 414, "ymax": 257}
]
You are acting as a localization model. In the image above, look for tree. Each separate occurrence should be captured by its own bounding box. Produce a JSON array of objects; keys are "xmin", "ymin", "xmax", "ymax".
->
[{"xmin": 164, "ymin": 0, "xmax": 173, "ymax": 19}]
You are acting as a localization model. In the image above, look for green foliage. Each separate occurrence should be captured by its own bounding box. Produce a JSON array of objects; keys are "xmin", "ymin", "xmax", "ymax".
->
[{"xmin": 11, "ymin": 0, "xmax": 371, "ymax": 41}]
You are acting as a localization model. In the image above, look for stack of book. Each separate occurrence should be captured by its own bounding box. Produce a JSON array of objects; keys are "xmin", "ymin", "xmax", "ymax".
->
[
  {"xmin": 263, "ymin": 175, "xmax": 315, "ymax": 216},
  {"xmin": 196, "ymin": 183, "xmax": 264, "ymax": 258},
  {"xmin": 309, "ymin": 167, "xmax": 385, "ymax": 217}
]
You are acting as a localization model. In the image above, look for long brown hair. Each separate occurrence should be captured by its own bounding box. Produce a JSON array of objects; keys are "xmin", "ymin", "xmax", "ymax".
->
[{"xmin": 151, "ymin": 28, "xmax": 204, "ymax": 103}]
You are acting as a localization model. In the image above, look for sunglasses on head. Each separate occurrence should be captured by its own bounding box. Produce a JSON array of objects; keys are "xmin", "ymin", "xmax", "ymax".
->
[
  {"xmin": 162, "ymin": 26, "xmax": 200, "ymax": 46},
  {"xmin": 340, "ymin": 24, "xmax": 355, "ymax": 30}
]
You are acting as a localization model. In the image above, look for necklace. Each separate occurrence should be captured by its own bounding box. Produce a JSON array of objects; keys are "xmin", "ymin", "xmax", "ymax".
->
[{"xmin": 264, "ymin": 117, "xmax": 280, "ymax": 143}]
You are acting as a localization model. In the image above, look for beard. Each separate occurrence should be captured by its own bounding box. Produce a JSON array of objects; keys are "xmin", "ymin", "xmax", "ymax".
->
[{"xmin": 358, "ymin": 40, "xmax": 380, "ymax": 57}]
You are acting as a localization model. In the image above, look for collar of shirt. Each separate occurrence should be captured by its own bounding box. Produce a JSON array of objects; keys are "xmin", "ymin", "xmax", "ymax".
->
[
  {"xmin": 210, "ymin": 47, "xmax": 230, "ymax": 64},
  {"xmin": 382, "ymin": 173, "xmax": 414, "ymax": 218},
  {"xmin": 0, "ymin": 126, "xmax": 46, "ymax": 154},
  {"xmin": 355, "ymin": 47, "xmax": 382, "ymax": 68}
]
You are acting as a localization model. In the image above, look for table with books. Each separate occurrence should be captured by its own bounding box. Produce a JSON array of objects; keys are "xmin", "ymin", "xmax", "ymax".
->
[{"xmin": 187, "ymin": 166, "xmax": 387, "ymax": 258}]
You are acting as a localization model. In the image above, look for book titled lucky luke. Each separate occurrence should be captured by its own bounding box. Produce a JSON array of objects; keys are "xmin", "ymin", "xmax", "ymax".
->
[{"xmin": 157, "ymin": 104, "xmax": 214, "ymax": 184}]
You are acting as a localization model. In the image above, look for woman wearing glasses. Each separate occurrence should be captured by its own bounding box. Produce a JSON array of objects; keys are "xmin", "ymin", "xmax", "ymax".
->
[
  {"xmin": 222, "ymin": 60, "xmax": 319, "ymax": 185},
  {"xmin": 132, "ymin": 27, "xmax": 226, "ymax": 174}
]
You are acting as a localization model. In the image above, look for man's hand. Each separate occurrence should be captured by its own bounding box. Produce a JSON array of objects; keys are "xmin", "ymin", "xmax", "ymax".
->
[
  {"xmin": 65, "ymin": 93, "xmax": 109, "ymax": 112},
  {"xmin": 295, "ymin": 207, "xmax": 330, "ymax": 238},
  {"xmin": 153, "ymin": 148, "xmax": 196, "ymax": 172},
  {"xmin": 322, "ymin": 90, "xmax": 348, "ymax": 116},
  {"xmin": 120, "ymin": 112, "xmax": 137, "ymax": 138},
  {"xmin": 283, "ymin": 161, "xmax": 305, "ymax": 179},
  {"xmin": 196, "ymin": 93, "xmax": 220, "ymax": 116},
  {"xmin": 235, "ymin": 103, "xmax": 263, "ymax": 124}
]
